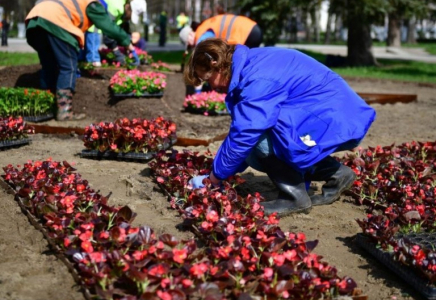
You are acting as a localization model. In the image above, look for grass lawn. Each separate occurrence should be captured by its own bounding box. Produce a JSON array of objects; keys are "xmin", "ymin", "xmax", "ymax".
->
[
  {"xmin": 0, "ymin": 47, "xmax": 434, "ymax": 84},
  {"xmin": 297, "ymin": 49, "xmax": 436, "ymax": 84},
  {"xmin": 0, "ymin": 52, "xmax": 39, "ymax": 66}
]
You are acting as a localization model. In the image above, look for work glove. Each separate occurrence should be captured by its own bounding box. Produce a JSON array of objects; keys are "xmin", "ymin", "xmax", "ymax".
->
[
  {"xmin": 113, "ymin": 48, "xmax": 126, "ymax": 65},
  {"xmin": 189, "ymin": 175, "xmax": 209, "ymax": 189},
  {"xmin": 129, "ymin": 49, "xmax": 140, "ymax": 67}
]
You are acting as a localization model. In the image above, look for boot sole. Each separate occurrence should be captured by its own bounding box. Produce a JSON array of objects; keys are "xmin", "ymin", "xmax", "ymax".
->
[{"xmin": 311, "ymin": 173, "xmax": 356, "ymax": 206}]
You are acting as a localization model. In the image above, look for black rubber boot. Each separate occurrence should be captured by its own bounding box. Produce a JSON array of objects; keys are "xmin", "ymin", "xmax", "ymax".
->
[
  {"xmin": 305, "ymin": 156, "xmax": 356, "ymax": 206},
  {"xmin": 258, "ymin": 155, "xmax": 312, "ymax": 217}
]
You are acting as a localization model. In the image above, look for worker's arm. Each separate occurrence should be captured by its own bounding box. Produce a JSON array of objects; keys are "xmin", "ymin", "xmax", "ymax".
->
[
  {"xmin": 197, "ymin": 30, "xmax": 215, "ymax": 44},
  {"xmin": 86, "ymin": 2, "xmax": 133, "ymax": 49}
]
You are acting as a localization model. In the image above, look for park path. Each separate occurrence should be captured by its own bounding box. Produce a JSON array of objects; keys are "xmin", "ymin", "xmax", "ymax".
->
[{"xmin": 1, "ymin": 37, "xmax": 436, "ymax": 63}]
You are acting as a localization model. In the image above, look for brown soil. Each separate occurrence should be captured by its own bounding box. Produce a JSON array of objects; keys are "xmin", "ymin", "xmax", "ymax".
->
[{"xmin": 0, "ymin": 64, "xmax": 435, "ymax": 300}]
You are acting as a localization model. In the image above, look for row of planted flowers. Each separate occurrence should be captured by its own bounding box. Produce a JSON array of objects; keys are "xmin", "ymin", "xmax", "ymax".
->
[
  {"xmin": 81, "ymin": 48, "xmax": 172, "ymax": 73},
  {"xmin": 341, "ymin": 141, "xmax": 436, "ymax": 283},
  {"xmin": 82, "ymin": 117, "xmax": 177, "ymax": 154},
  {"xmin": 1, "ymin": 150, "xmax": 359, "ymax": 299},
  {"xmin": 0, "ymin": 87, "xmax": 55, "ymax": 119},
  {"xmin": 109, "ymin": 70, "xmax": 167, "ymax": 97},
  {"xmin": 0, "ymin": 116, "xmax": 34, "ymax": 145},
  {"xmin": 183, "ymin": 91, "xmax": 228, "ymax": 116}
]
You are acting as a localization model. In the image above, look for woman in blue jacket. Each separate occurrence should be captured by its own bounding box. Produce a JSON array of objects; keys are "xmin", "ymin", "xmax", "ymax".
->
[{"xmin": 185, "ymin": 38, "xmax": 376, "ymax": 217}]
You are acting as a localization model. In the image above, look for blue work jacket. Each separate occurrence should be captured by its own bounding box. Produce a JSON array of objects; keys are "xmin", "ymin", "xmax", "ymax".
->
[{"xmin": 212, "ymin": 45, "xmax": 376, "ymax": 180}]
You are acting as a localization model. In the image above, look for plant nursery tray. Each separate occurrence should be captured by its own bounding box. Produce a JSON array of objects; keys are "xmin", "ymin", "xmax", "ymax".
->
[
  {"xmin": 23, "ymin": 113, "xmax": 54, "ymax": 123},
  {"xmin": 81, "ymin": 138, "xmax": 177, "ymax": 162},
  {"xmin": 80, "ymin": 65, "xmax": 148, "ymax": 79},
  {"xmin": 0, "ymin": 138, "xmax": 31, "ymax": 150},
  {"xmin": 81, "ymin": 150, "xmax": 157, "ymax": 161},
  {"xmin": 356, "ymin": 233, "xmax": 436, "ymax": 300},
  {"xmin": 396, "ymin": 232, "xmax": 436, "ymax": 253},
  {"xmin": 112, "ymin": 92, "xmax": 164, "ymax": 98},
  {"xmin": 184, "ymin": 107, "xmax": 229, "ymax": 116}
]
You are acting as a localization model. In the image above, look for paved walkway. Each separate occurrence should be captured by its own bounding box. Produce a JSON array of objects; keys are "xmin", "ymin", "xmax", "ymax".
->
[
  {"xmin": 1, "ymin": 38, "xmax": 436, "ymax": 63},
  {"xmin": 0, "ymin": 38, "xmax": 186, "ymax": 53}
]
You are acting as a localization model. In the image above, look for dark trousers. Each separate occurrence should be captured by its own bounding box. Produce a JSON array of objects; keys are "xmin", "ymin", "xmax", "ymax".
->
[
  {"xmin": 1, "ymin": 30, "xmax": 8, "ymax": 46},
  {"xmin": 103, "ymin": 35, "xmax": 118, "ymax": 50},
  {"xmin": 159, "ymin": 25, "xmax": 166, "ymax": 46},
  {"xmin": 27, "ymin": 27, "xmax": 78, "ymax": 92}
]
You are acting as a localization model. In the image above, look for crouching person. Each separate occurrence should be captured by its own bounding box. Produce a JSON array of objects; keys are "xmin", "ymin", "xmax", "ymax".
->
[
  {"xmin": 25, "ymin": 0, "xmax": 139, "ymax": 121},
  {"xmin": 186, "ymin": 38, "xmax": 376, "ymax": 217}
]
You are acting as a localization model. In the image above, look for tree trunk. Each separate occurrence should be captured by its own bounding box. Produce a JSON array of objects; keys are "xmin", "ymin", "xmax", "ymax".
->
[
  {"xmin": 311, "ymin": 7, "xmax": 320, "ymax": 43},
  {"xmin": 387, "ymin": 12, "xmax": 402, "ymax": 47},
  {"xmin": 333, "ymin": 14, "xmax": 342, "ymax": 42},
  {"xmin": 406, "ymin": 17, "xmax": 417, "ymax": 44},
  {"xmin": 347, "ymin": 2, "xmax": 377, "ymax": 66},
  {"xmin": 303, "ymin": 10, "xmax": 311, "ymax": 42},
  {"xmin": 324, "ymin": 11, "xmax": 333, "ymax": 44},
  {"xmin": 194, "ymin": 0, "xmax": 201, "ymax": 22}
]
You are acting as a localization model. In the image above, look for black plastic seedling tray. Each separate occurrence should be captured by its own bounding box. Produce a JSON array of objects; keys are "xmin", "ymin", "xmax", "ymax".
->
[
  {"xmin": 356, "ymin": 233, "xmax": 436, "ymax": 300},
  {"xmin": 23, "ymin": 113, "xmax": 54, "ymax": 122},
  {"xmin": 0, "ymin": 138, "xmax": 31, "ymax": 150},
  {"xmin": 184, "ymin": 106, "xmax": 229, "ymax": 116},
  {"xmin": 81, "ymin": 150, "xmax": 155, "ymax": 161},
  {"xmin": 113, "ymin": 92, "xmax": 164, "ymax": 98},
  {"xmin": 81, "ymin": 138, "xmax": 177, "ymax": 162}
]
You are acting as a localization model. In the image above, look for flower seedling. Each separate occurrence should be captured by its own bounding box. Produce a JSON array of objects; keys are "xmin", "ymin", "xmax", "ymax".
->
[
  {"xmin": 82, "ymin": 117, "xmax": 177, "ymax": 154},
  {"xmin": 109, "ymin": 70, "xmax": 167, "ymax": 96},
  {"xmin": 184, "ymin": 91, "xmax": 227, "ymax": 116},
  {"xmin": 0, "ymin": 87, "xmax": 54, "ymax": 117},
  {"xmin": 150, "ymin": 61, "xmax": 172, "ymax": 72},
  {"xmin": 0, "ymin": 116, "xmax": 34, "ymax": 142}
]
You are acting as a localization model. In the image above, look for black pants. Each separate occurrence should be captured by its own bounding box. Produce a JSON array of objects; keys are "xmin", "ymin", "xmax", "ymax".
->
[
  {"xmin": 244, "ymin": 24, "xmax": 262, "ymax": 48},
  {"xmin": 1, "ymin": 30, "xmax": 8, "ymax": 46}
]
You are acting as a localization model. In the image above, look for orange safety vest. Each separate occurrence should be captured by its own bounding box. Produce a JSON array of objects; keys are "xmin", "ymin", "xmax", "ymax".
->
[
  {"xmin": 194, "ymin": 14, "xmax": 256, "ymax": 45},
  {"xmin": 26, "ymin": 0, "xmax": 97, "ymax": 48}
]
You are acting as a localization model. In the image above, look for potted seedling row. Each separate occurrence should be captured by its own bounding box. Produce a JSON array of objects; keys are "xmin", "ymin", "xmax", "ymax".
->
[
  {"xmin": 150, "ymin": 61, "xmax": 173, "ymax": 73},
  {"xmin": 99, "ymin": 47, "xmax": 153, "ymax": 66},
  {"xmin": 79, "ymin": 48, "xmax": 153, "ymax": 79},
  {"xmin": 0, "ymin": 87, "xmax": 55, "ymax": 122},
  {"xmin": 342, "ymin": 141, "xmax": 436, "ymax": 299},
  {"xmin": 183, "ymin": 90, "xmax": 228, "ymax": 116},
  {"xmin": 109, "ymin": 69, "xmax": 167, "ymax": 98},
  {"xmin": 81, "ymin": 117, "xmax": 177, "ymax": 161},
  {"xmin": 1, "ymin": 156, "xmax": 363, "ymax": 300},
  {"xmin": 0, "ymin": 116, "xmax": 34, "ymax": 149}
]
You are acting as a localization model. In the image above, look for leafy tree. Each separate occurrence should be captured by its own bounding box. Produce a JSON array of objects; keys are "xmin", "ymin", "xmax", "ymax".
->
[{"xmin": 237, "ymin": 0, "xmax": 291, "ymax": 46}]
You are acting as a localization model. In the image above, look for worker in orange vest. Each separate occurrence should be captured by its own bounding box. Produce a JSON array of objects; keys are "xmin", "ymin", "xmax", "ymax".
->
[
  {"xmin": 25, "ymin": 0, "xmax": 140, "ymax": 121},
  {"xmin": 180, "ymin": 14, "xmax": 262, "ymax": 49},
  {"xmin": 179, "ymin": 14, "xmax": 262, "ymax": 96}
]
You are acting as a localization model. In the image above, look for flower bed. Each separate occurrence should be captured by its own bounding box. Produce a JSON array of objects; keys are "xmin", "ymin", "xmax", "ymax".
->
[
  {"xmin": 0, "ymin": 116, "xmax": 34, "ymax": 149},
  {"xmin": 81, "ymin": 117, "xmax": 177, "ymax": 161},
  {"xmin": 99, "ymin": 47, "xmax": 153, "ymax": 66},
  {"xmin": 148, "ymin": 149, "xmax": 362, "ymax": 299},
  {"xmin": 0, "ymin": 87, "xmax": 55, "ymax": 121},
  {"xmin": 150, "ymin": 61, "xmax": 172, "ymax": 72},
  {"xmin": 1, "ymin": 154, "xmax": 362, "ymax": 299},
  {"xmin": 341, "ymin": 141, "xmax": 436, "ymax": 298},
  {"xmin": 109, "ymin": 70, "xmax": 166, "ymax": 97},
  {"xmin": 183, "ymin": 91, "xmax": 228, "ymax": 116}
]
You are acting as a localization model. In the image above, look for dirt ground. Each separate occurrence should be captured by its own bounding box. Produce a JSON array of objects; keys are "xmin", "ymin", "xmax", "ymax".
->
[{"xmin": 0, "ymin": 64, "xmax": 435, "ymax": 300}]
